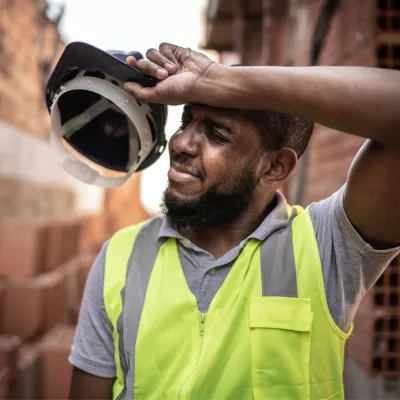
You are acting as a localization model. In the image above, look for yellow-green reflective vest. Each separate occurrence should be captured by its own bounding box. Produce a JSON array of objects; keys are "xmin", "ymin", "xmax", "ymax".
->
[{"xmin": 104, "ymin": 206, "xmax": 352, "ymax": 400}]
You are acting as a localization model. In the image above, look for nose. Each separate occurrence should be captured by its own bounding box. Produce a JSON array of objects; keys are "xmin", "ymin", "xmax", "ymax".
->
[{"xmin": 170, "ymin": 126, "xmax": 199, "ymax": 158}]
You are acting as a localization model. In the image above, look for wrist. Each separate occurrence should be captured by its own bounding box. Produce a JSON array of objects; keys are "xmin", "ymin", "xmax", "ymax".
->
[{"xmin": 195, "ymin": 63, "xmax": 236, "ymax": 107}]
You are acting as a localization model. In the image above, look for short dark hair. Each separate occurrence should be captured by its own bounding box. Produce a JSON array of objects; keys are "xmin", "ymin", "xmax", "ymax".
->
[
  {"xmin": 237, "ymin": 109, "xmax": 314, "ymax": 158},
  {"xmin": 230, "ymin": 64, "xmax": 314, "ymax": 158}
]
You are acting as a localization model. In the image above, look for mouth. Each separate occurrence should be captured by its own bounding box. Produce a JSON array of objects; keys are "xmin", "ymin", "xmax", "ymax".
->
[{"xmin": 168, "ymin": 163, "xmax": 201, "ymax": 184}]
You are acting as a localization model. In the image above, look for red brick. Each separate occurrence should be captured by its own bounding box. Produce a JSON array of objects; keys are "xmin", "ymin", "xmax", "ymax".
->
[
  {"xmin": 0, "ymin": 284, "xmax": 4, "ymax": 334},
  {"xmin": 346, "ymin": 334, "xmax": 372, "ymax": 374},
  {"xmin": 41, "ymin": 325, "xmax": 75, "ymax": 400},
  {"xmin": 79, "ymin": 214, "xmax": 108, "ymax": 254},
  {"xmin": 77, "ymin": 254, "xmax": 96, "ymax": 307},
  {"xmin": 0, "ymin": 219, "xmax": 48, "ymax": 277},
  {"xmin": 1, "ymin": 266, "xmax": 68, "ymax": 339},
  {"xmin": 10, "ymin": 343, "xmax": 43, "ymax": 400},
  {"xmin": 60, "ymin": 218, "xmax": 82, "ymax": 266},
  {"xmin": 1, "ymin": 277, "xmax": 42, "ymax": 340},
  {"xmin": 0, "ymin": 0, "xmax": 64, "ymax": 139},
  {"xmin": 43, "ymin": 220, "xmax": 64, "ymax": 272},
  {"xmin": 72, "ymin": 219, "xmax": 83, "ymax": 256},
  {"xmin": 62, "ymin": 259, "xmax": 82, "ymax": 326},
  {"xmin": 0, "ymin": 336, "xmax": 21, "ymax": 378},
  {"xmin": 42, "ymin": 266, "xmax": 68, "ymax": 333},
  {"xmin": 0, "ymin": 367, "xmax": 10, "ymax": 400}
]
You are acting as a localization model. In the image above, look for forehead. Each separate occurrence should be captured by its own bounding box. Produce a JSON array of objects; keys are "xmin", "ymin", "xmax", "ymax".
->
[
  {"xmin": 184, "ymin": 104, "xmax": 263, "ymax": 150},
  {"xmin": 185, "ymin": 103, "xmax": 259, "ymax": 134},
  {"xmin": 186, "ymin": 104, "xmax": 238, "ymax": 122}
]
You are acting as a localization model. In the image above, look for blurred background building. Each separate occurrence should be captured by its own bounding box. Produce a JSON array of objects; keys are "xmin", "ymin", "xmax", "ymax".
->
[{"xmin": 0, "ymin": 0, "xmax": 399, "ymax": 399}]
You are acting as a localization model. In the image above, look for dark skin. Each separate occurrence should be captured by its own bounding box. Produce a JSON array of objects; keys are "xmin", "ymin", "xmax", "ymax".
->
[
  {"xmin": 69, "ymin": 367, "xmax": 114, "ymax": 400},
  {"xmin": 70, "ymin": 43, "xmax": 400, "ymax": 398},
  {"xmin": 168, "ymin": 103, "xmax": 296, "ymax": 257},
  {"xmin": 69, "ymin": 105, "xmax": 296, "ymax": 399}
]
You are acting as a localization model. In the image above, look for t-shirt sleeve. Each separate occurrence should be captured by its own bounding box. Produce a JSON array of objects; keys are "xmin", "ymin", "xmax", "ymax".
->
[
  {"xmin": 309, "ymin": 185, "xmax": 400, "ymax": 332},
  {"xmin": 69, "ymin": 241, "xmax": 116, "ymax": 378}
]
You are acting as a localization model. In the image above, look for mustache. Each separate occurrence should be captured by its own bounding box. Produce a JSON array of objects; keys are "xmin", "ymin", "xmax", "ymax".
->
[{"xmin": 170, "ymin": 152, "xmax": 203, "ymax": 179}]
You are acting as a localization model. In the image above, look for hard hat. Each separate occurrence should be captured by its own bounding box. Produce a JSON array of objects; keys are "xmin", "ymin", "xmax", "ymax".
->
[{"xmin": 45, "ymin": 41, "xmax": 167, "ymax": 188}]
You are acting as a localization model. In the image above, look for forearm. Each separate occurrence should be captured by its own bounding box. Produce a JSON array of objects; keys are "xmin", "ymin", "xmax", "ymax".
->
[{"xmin": 200, "ymin": 64, "xmax": 400, "ymax": 145}]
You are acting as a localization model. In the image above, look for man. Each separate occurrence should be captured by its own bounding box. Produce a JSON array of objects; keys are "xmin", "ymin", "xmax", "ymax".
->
[{"xmin": 69, "ymin": 43, "xmax": 400, "ymax": 400}]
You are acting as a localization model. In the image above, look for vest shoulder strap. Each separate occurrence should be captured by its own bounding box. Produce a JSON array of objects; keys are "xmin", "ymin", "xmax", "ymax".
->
[
  {"xmin": 103, "ymin": 220, "xmax": 149, "ymax": 399},
  {"xmin": 292, "ymin": 206, "xmax": 324, "ymax": 301},
  {"xmin": 104, "ymin": 217, "xmax": 164, "ymax": 400},
  {"xmin": 292, "ymin": 206, "xmax": 352, "ymax": 338},
  {"xmin": 104, "ymin": 221, "xmax": 148, "ymax": 319},
  {"xmin": 260, "ymin": 203, "xmax": 304, "ymax": 297}
]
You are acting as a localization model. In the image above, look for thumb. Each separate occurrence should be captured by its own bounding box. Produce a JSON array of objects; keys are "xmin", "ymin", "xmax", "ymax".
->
[{"xmin": 124, "ymin": 82, "xmax": 159, "ymax": 103}]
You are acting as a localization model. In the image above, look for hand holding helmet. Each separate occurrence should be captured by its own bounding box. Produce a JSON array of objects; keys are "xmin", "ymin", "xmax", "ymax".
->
[{"xmin": 124, "ymin": 43, "xmax": 216, "ymax": 106}]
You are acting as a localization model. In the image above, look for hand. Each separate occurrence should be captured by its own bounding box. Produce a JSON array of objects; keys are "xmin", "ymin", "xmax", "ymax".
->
[{"xmin": 124, "ymin": 43, "xmax": 216, "ymax": 105}]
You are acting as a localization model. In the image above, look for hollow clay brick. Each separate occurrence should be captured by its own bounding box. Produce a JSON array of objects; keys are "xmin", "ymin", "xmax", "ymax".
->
[
  {"xmin": 41, "ymin": 325, "xmax": 76, "ymax": 400},
  {"xmin": 0, "ymin": 219, "xmax": 48, "ymax": 277}
]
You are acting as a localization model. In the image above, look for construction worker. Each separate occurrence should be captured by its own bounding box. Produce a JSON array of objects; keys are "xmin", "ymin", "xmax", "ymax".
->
[{"xmin": 69, "ymin": 43, "xmax": 400, "ymax": 400}]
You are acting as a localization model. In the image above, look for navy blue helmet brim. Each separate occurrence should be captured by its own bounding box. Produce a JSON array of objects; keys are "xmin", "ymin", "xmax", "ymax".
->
[{"xmin": 45, "ymin": 41, "xmax": 159, "ymax": 111}]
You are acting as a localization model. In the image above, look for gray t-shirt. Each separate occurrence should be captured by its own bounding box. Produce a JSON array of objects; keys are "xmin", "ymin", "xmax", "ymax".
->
[{"xmin": 69, "ymin": 187, "xmax": 400, "ymax": 378}]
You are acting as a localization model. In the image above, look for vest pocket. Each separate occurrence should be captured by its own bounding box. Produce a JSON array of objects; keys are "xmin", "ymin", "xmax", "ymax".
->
[{"xmin": 250, "ymin": 297, "xmax": 313, "ymax": 400}]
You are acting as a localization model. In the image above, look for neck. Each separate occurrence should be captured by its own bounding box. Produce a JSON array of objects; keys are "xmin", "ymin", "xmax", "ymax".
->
[{"xmin": 179, "ymin": 194, "xmax": 277, "ymax": 259}]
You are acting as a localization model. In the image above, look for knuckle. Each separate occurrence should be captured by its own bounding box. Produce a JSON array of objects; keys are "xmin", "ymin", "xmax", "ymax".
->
[
  {"xmin": 159, "ymin": 42, "xmax": 170, "ymax": 51},
  {"xmin": 175, "ymin": 47, "xmax": 184, "ymax": 59},
  {"xmin": 137, "ymin": 59, "xmax": 151, "ymax": 72},
  {"xmin": 153, "ymin": 86, "xmax": 161, "ymax": 97},
  {"xmin": 146, "ymin": 48, "xmax": 158, "ymax": 59},
  {"xmin": 182, "ymin": 47, "xmax": 193, "ymax": 61}
]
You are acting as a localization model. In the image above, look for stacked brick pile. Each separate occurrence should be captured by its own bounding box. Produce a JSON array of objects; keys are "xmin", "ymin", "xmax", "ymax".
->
[
  {"xmin": 0, "ymin": 214, "xmax": 106, "ymax": 399},
  {"xmin": 0, "ymin": 1, "xmax": 154, "ymax": 398}
]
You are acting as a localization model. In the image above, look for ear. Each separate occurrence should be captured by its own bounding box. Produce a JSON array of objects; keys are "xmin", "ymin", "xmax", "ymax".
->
[{"xmin": 259, "ymin": 148, "xmax": 297, "ymax": 188}]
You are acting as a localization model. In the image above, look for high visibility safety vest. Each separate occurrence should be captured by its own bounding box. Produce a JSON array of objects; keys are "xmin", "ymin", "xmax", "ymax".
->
[{"xmin": 103, "ymin": 205, "xmax": 352, "ymax": 400}]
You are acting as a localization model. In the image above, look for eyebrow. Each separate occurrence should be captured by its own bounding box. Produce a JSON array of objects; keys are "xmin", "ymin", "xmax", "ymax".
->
[
  {"xmin": 203, "ymin": 117, "xmax": 232, "ymax": 134},
  {"xmin": 183, "ymin": 104, "xmax": 234, "ymax": 135}
]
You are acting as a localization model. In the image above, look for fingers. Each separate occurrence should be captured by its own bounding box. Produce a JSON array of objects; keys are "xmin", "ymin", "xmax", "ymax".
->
[
  {"xmin": 124, "ymin": 43, "xmax": 186, "ymax": 104},
  {"xmin": 138, "ymin": 58, "xmax": 169, "ymax": 79},
  {"xmin": 126, "ymin": 56, "xmax": 138, "ymax": 68},
  {"xmin": 126, "ymin": 55, "xmax": 168, "ymax": 80},
  {"xmin": 126, "ymin": 43, "xmax": 182, "ymax": 80},
  {"xmin": 124, "ymin": 82, "xmax": 159, "ymax": 103},
  {"xmin": 147, "ymin": 47, "xmax": 178, "ymax": 74},
  {"xmin": 158, "ymin": 42, "xmax": 179, "ymax": 72}
]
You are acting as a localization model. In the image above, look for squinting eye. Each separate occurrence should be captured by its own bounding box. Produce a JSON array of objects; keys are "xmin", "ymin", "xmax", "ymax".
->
[{"xmin": 206, "ymin": 127, "xmax": 229, "ymax": 144}]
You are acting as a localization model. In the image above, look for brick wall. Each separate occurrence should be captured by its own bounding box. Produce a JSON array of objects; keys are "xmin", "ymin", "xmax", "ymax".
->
[
  {"xmin": 0, "ymin": 215, "xmax": 99, "ymax": 399},
  {"xmin": 221, "ymin": 0, "xmax": 376, "ymax": 205},
  {"xmin": 0, "ymin": 0, "xmax": 78, "ymax": 219},
  {"xmin": 279, "ymin": 0, "xmax": 376, "ymax": 205},
  {"xmin": 0, "ymin": 0, "xmax": 151, "ymax": 221},
  {"xmin": 0, "ymin": 0, "xmax": 62, "ymax": 140},
  {"xmin": 0, "ymin": 1, "xmax": 154, "ymax": 397},
  {"xmin": 299, "ymin": 0, "xmax": 376, "ymax": 205}
]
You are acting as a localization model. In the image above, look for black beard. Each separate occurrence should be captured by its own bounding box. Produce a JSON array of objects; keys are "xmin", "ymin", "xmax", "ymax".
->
[{"xmin": 161, "ymin": 169, "xmax": 257, "ymax": 228}]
